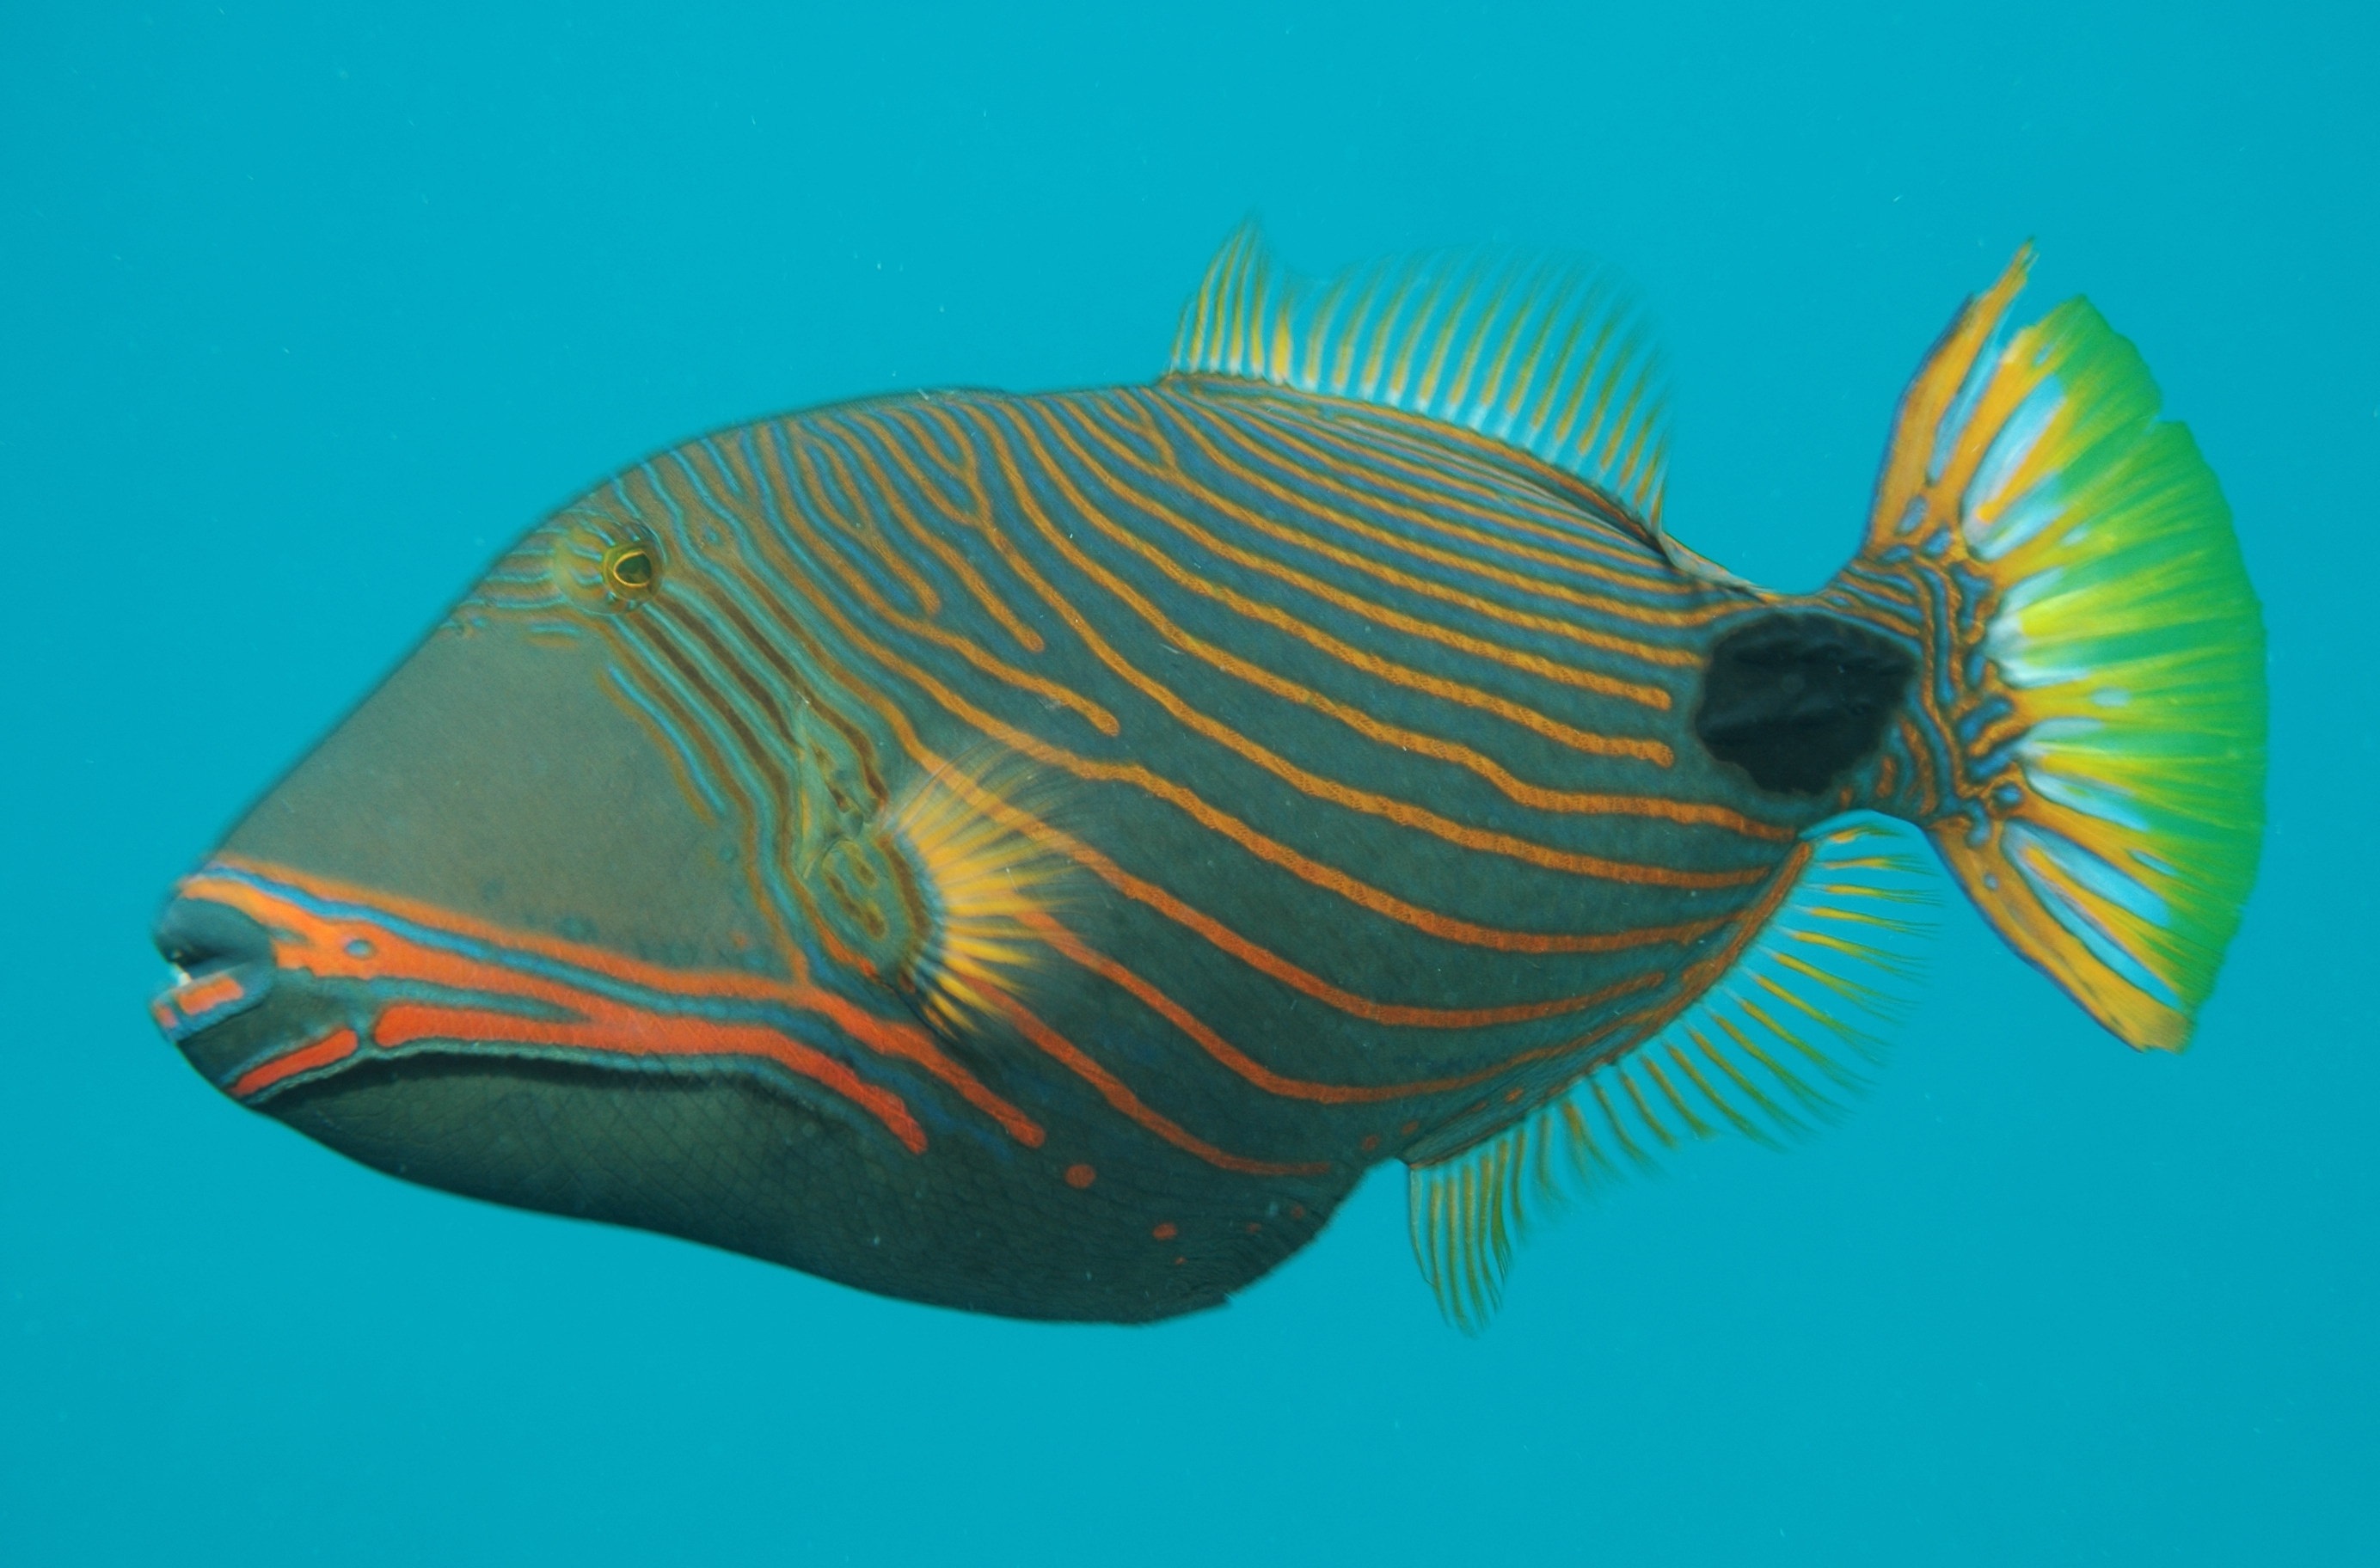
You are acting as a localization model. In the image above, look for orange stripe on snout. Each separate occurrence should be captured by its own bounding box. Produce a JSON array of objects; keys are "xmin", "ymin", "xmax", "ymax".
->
[
  {"xmin": 171, "ymin": 970, "xmax": 248, "ymax": 1019},
  {"xmin": 230, "ymin": 1027, "xmax": 359, "ymax": 1099},
  {"xmin": 181, "ymin": 859, "xmax": 1046, "ymax": 1155},
  {"xmin": 371, "ymin": 1001, "xmax": 927, "ymax": 1154}
]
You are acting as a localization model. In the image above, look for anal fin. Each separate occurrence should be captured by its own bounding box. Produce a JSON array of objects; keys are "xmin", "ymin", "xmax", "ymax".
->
[{"xmin": 1406, "ymin": 815, "xmax": 1937, "ymax": 1331}]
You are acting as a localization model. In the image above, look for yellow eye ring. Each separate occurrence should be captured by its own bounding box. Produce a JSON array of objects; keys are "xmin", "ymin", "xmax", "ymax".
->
[{"xmin": 601, "ymin": 541, "xmax": 659, "ymax": 600}]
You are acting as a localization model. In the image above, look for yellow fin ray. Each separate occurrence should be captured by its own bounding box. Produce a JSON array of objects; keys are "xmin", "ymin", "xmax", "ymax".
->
[
  {"xmin": 886, "ymin": 750, "xmax": 1077, "ymax": 1039},
  {"xmin": 1407, "ymin": 815, "xmax": 1937, "ymax": 1331},
  {"xmin": 1169, "ymin": 219, "xmax": 1673, "ymax": 530},
  {"xmin": 1844, "ymin": 254, "xmax": 2266, "ymax": 1049}
]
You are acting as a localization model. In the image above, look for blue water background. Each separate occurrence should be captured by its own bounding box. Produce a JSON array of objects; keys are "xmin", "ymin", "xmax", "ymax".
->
[{"xmin": 4, "ymin": 4, "xmax": 2374, "ymax": 1562}]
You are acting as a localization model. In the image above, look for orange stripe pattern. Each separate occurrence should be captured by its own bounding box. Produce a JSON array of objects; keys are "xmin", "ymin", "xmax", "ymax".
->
[{"xmin": 435, "ymin": 376, "xmax": 1829, "ymax": 1182}]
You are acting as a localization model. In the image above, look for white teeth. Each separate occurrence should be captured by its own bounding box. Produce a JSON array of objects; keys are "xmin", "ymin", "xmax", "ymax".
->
[{"xmin": 167, "ymin": 965, "xmax": 191, "ymax": 986}]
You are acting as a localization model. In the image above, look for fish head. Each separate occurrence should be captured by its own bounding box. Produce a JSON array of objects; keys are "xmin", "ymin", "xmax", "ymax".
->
[{"xmin": 147, "ymin": 482, "xmax": 1029, "ymax": 1300}]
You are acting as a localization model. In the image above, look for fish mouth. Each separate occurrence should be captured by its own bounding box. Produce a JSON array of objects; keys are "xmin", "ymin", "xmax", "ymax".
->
[
  {"xmin": 148, "ymin": 859, "xmax": 948, "ymax": 1153},
  {"xmin": 150, "ymin": 880, "xmax": 362, "ymax": 1100},
  {"xmin": 151, "ymin": 892, "xmax": 277, "ymax": 1044}
]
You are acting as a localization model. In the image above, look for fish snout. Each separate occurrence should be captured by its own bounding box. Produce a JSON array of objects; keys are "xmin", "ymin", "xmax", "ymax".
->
[
  {"xmin": 153, "ymin": 893, "xmax": 275, "ymax": 977},
  {"xmin": 150, "ymin": 888, "xmax": 287, "ymax": 1081}
]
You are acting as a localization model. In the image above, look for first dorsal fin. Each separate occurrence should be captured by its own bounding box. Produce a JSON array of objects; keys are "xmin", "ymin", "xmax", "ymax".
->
[{"xmin": 1169, "ymin": 220, "xmax": 1674, "ymax": 529}]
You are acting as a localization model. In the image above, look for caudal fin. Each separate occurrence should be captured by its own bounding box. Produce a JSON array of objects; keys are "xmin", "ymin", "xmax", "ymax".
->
[{"xmin": 1831, "ymin": 249, "xmax": 2266, "ymax": 1050}]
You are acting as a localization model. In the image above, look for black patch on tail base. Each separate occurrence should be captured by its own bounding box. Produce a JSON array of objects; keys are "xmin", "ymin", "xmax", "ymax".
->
[{"xmin": 1694, "ymin": 613, "xmax": 1914, "ymax": 795}]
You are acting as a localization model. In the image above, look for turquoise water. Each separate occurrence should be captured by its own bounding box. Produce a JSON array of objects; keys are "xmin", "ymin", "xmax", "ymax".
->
[{"xmin": 4, "ymin": 3, "xmax": 2373, "ymax": 1562}]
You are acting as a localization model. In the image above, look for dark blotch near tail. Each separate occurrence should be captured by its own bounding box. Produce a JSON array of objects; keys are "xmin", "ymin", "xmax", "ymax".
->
[{"xmin": 1694, "ymin": 613, "xmax": 1913, "ymax": 795}]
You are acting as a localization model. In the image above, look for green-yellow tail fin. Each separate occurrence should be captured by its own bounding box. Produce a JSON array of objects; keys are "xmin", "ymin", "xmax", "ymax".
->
[{"xmin": 1831, "ymin": 249, "xmax": 2267, "ymax": 1050}]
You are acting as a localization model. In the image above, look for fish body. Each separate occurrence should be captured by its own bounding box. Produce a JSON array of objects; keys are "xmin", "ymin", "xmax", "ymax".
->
[{"xmin": 155, "ymin": 230, "xmax": 2266, "ymax": 1325}]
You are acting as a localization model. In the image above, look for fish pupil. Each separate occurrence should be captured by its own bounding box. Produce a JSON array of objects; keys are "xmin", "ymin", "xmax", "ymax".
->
[{"xmin": 603, "ymin": 543, "xmax": 656, "ymax": 593}]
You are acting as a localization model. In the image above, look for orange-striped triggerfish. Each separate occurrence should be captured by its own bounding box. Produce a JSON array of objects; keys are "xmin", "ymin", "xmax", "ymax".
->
[{"xmin": 153, "ymin": 226, "xmax": 2265, "ymax": 1326}]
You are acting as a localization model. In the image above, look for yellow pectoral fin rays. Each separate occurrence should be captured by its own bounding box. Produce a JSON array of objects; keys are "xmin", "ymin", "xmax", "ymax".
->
[
  {"xmin": 881, "ymin": 750, "xmax": 1081, "ymax": 1040},
  {"xmin": 1405, "ymin": 815, "xmax": 1940, "ymax": 1332}
]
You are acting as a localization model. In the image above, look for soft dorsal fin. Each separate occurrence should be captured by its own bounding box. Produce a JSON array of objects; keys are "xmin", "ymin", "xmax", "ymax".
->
[
  {"xmin": 1406, "ymin": 815, "xmax": 1939, "ymax": 1331},
  {"xmin": 1169, "ymin": 220, "xmax": 1673, "ymax": 529}
]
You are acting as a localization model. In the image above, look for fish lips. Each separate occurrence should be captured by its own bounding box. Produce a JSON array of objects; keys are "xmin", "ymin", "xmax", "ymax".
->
[
  {"xmin": 152, "ymin": 893, "xmax": 274, "ymax": 1043},
  {"xmin": 151, "ymin": 890, "xmax": 350, "ymax": 1103}
]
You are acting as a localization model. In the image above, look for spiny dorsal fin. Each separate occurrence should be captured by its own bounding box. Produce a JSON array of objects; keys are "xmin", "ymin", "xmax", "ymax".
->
[
  {"xmin": 1406, "ymin": 815, "xmax": 1939, "ymax": 1332},
  {"xmin": 1169, "ymin": 219, "xmax": 1676, "ymax": 532}
]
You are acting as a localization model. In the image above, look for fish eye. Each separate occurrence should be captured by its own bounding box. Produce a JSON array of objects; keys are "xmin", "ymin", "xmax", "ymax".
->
[{"xmin": 602, "ymin": 542, "xmax": 659, "ymax": 600}]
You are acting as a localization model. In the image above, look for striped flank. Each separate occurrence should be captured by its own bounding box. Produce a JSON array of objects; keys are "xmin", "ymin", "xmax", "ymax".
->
[{"xmin": 458, "ymin": 378, "xmax": 1825, "ymax": 1188}]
